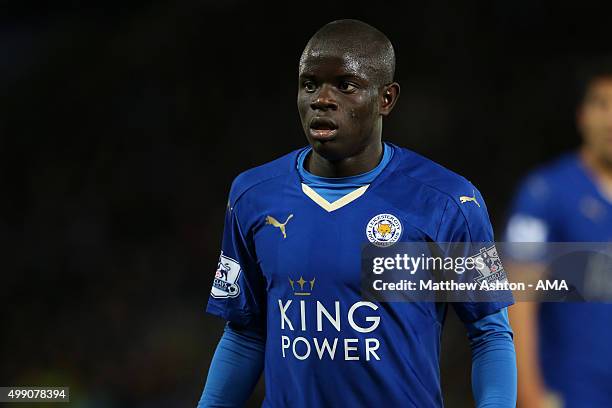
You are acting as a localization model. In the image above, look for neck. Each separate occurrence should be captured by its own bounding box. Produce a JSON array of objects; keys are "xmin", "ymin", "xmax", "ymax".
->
[
  {"xmin": 306, "ymin": 141, "xmax": 384, "ymax": 178},
  {"xmin": 580, "ymin": 147, "xmax": 612, "ymax": 199}
]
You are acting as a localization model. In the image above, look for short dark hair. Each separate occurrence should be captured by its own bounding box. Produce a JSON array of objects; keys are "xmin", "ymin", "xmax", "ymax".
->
[
  {"xmin": 300, "ymin": 19, "xmax": 396, "ymax": 86},
  {"xmin": 576, "ymin": 57, "xmax": 612, "ymax": 103}
]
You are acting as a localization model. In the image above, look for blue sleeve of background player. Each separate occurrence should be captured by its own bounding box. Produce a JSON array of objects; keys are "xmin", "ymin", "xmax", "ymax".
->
[
  {"xmin": 504, "ymin": 173, "xmax": 556, "ymax": 243},
  {"xmin": 197, "ymin": 322, "xmax": 265, "ymax": 408},
  {"xmin": 466, "ymin": 308, "xmax": 517, "ymax": 408}
]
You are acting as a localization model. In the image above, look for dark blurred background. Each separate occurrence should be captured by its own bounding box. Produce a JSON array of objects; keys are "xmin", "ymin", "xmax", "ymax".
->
[{"xmin": 1, "ymin": 1, "xmax": 611, "ymax": 407}]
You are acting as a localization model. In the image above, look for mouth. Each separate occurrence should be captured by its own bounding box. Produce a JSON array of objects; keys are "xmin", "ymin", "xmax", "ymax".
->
[{"xmin": 309, "ymin": 117, "xmax": 338, "ymax": 140}]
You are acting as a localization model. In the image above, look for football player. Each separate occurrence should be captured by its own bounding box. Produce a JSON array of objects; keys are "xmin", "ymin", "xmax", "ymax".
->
[
  {"xmin": 198, "ymin": 19, "xmax": 516, "ymax": 407},
  {"xmin": 506, "ymin": 60, "xmax": 612, "ymax": 407}
]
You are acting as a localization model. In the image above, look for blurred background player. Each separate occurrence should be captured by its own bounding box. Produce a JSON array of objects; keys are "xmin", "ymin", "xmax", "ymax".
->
[{"xmin": 505, "ymin": 60, "xmax": 612, "ymax": 407}]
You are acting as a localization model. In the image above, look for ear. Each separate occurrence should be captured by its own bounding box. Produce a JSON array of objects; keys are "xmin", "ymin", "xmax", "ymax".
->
[{"xmin": 380, "ymin": 82, "xmax": 400, "ymax": 116}]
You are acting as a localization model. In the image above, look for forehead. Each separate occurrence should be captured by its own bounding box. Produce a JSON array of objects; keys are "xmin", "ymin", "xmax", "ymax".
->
[
  {"xmin": 586, "ymin": 77, "xmax": 612, "ymax": 98},
  {"xmin": 299, "ymin": 46, "xmax": 372, "ymax": 78}
]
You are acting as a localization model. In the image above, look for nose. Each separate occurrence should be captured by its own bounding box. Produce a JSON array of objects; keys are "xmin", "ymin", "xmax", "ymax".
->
[{"xmin": 310, "ymin": 85, "xmax": 338, "ymax": 111}]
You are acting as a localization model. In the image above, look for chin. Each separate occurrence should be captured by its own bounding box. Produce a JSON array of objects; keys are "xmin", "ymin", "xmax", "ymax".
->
[
  {"xmin": 308, "ymin": 138, "xmax": 347, "ymax": 162},
  {"xmin": 602, "ymin": 153, "xmax": 612, "ymax": 169}
]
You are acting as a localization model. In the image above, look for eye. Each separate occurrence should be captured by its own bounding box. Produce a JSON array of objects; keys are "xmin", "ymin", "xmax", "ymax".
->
[
  {"xmin": 302, "ymin": 81, "xmax": 316, "ymax": 92},
  {"xmin": 338, "ymin": 81, "xmax": 357, "ymax": 93}
]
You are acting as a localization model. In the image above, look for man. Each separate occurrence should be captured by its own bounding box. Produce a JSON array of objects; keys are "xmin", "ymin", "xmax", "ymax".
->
[
  {"xmin": 506, "ymin": 61, "xmax": 612, "ymax": 407},
  {"xmin": 199, "ymin": 20, "xmax": 516, "ymax": 407}
]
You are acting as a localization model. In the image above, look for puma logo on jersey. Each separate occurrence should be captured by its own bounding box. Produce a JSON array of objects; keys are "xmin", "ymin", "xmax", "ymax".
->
[
  {"xmin": 266, "ymin": 214, "xmax": 294, "ymax": 238},
  {"xmin": 459, "ymin": 191, "xmax": 480, "ymax": 207}
]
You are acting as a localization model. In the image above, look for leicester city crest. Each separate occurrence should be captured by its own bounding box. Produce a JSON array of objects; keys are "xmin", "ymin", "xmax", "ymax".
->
[{"xmin": 366, "ymin": 213, "xmax": 403, "ymax": 247}]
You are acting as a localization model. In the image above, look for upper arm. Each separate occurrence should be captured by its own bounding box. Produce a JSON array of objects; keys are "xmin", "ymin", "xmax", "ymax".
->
[
  {"xmin": 206, "ymin": 186, "xmax": 267, "ymax": 327},
  {"xmin": 505, "ymin": 175, "xmax": 556, "ymax": 243},
  {"xmin": 437, "ymin": 186, "xmax": 514, "ymax": 323}
]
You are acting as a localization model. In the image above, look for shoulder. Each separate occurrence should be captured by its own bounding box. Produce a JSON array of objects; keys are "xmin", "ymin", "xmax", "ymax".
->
[
  {"xmin": 389, "ymin": 144, "xmax": 493, "ymax": 239},
  {"xmin": 228, "ymin": 148, "xmax": 303, "ymax": 207},
  {"xmin": 390, "ymin": 144, "xmax": 485, "ymax": 208},
  {"xmin": 515, "ymin": 152, "xmax": 580, "ymax": 201},
  {"xmin": 505, "ymin": 153, "xmax": 579, "ymax": 242},
  {"xmin": 528, "ymin": 151, "xmax": 580, "ymax": 179}
]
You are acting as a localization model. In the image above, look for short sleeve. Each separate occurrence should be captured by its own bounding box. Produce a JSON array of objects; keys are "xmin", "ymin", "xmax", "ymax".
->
[
  {"xmin": 504, "ymin": 175, "xmax": 555, "ymax": 243},
  {"xmin": 437, "ymin": 187, "xmax": 514, "ymax": 323},
  {"xmin": 206, "ymin": 199, "xmax": 267, "ymax": 326}
]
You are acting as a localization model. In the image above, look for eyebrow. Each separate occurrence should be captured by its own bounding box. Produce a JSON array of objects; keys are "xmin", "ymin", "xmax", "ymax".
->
[
  {"xmin": 298, "ymin": 72, "xmax": 368, "ymax": 82},
  {"xmin": 338, "ymin": 73, "xmax": 367, "ymax": 82}
]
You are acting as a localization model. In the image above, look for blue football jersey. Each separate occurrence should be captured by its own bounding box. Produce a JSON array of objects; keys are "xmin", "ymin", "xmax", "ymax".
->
[
  {"xmin": 208, "ymin": 144, "xmax": 512, "ymax": 407},
  {"xmin": 505, "ymin": 152, "xmax": 612, "ymax": 407}
]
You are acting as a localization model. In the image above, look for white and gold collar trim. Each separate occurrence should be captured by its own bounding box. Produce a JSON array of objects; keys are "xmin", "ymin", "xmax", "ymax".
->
[{"xmin": 301, "ymin": 183, "xmax": 369, "ymax": 212}]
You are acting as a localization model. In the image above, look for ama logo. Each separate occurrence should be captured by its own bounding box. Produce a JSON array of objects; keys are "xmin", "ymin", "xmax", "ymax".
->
[{"xmin": 211, "ymin": 252, "xmax": 241, "ymax": 298}]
